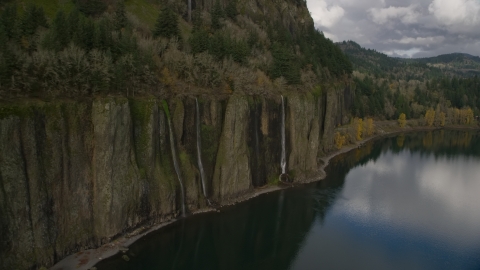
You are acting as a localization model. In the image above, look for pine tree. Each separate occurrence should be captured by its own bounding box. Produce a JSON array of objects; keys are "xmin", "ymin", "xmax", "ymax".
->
[
  {"xmin": 1, "ymin": 3, "xmax": 18, "ymax": 39},
  {"xmin": 20, "ymin": 5, "xmax": 36, "ymax": 37},
  {"xmin": 95, "ymin": 18, "xmax": 111, "ymax": 51},
  {"xmin": 226, "ymin": 0, "xmax": 238, "ymax": 20},
  {"xmin": 53, "ymin": 11, "xmax": 69, "ymax": 50},
  {"xmin": 231, "ymin": 40, "xmax": 248, "ymax": 63},
  {"xmin": 78, "ymin": 17, "xmax": 95, "ymax": 51},
  {"xmin": 20, "ymin": 4, "xmax": 47, "ymax": 37},
  {"xmin": 153, "ymin": 6, "xmax": 180, "ymax": 39},
  {"xmin": 271, "ymin": 43, "xmax": 300, "ymax": 84},
  {"xmin": 247, "ymin": 30, "xmax": 258, "ymax": 49},
  {"xmin": 114, "ymin": 1, "xmax": 128, "ymax": 31},
  {"xmin": 76, "ymin": 0, "xmax": 107, "ymax": 16},
  {"xmin": 0, "ymin": 23, "xmax": 6, "ymax": 50},
  {"xmin": 211, "ymin": 0, "xmax": 223, "ymax": 30},
  {"xmin": 208, "ymin": 32, "xmax": 226, "ymax": 59},
  {"xmin": 190, "ymin": 28, "xmax": 209, "ymax": 54},
  {"xmin": 34, "ymin": 6, "xmax": 48, "ymax": 28},
  {"xmin": 0, "ymin": 22, "xmax": 7, "ymax": 87},
  {"xmin": 67, "ymin": 9, "xmax": 81, "ymax": 38}
]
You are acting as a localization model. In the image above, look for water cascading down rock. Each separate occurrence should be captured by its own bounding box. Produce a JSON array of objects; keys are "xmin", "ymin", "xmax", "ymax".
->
[
  {"xmin": 163, "ymin": 101, "xmax": 186, "ymax": 216},
  {"xmin": 0, "ymin": 82, "xmax": 356, "ymax": 269},
  {"xmin": 195, "ymin": 98, "xmax": 210, "ymax": 204},
  {"xmin": 280, "ymin": 95, "xmax": 288, "ymax": 182}
]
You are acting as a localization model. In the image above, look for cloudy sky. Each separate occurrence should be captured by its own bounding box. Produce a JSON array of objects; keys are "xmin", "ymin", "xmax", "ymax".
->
[{"xmin": 306, "ymin": 0, "xmax": 480, "ymax": 58}]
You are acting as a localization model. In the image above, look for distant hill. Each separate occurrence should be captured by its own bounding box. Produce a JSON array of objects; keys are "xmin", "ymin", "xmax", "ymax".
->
[
  {"xmin": 337, "ymin": 41, "xmax": 480, "ymax": 80},
  {"xmin": 336, "ymin": 41, "xmax": 480, "ymax": 120},
  {"xmin": 405, "ymin": 53, "xmax": 480, "ymax": 76}
]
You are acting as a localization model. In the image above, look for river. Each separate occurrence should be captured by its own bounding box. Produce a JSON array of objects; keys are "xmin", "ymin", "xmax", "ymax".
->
[{"xmin": 96, "ymin": 130, "xmax": 480, "ymax": 270}]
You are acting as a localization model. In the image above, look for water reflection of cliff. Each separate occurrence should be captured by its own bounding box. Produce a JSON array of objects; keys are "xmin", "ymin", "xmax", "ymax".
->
[
  {"xmin": 98, "ymin": 185, "xmax": 329, "ymax": 270},
  {"xmin": 97, "ymin": 130, "xmax": 479, "ymax": 270}
]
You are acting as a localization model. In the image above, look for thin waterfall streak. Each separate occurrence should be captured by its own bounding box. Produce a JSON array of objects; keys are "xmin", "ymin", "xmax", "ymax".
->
[
  {"xmin": 167, "ymin": 116, "xmax": 186, "ymax": 217},
  {"xmin": 196, "ymin": 98, "xmax": 208, "ymax": 200},
  {"xmin": 281, "ymin": 95, "xmax": 287, "ymax": 175}
]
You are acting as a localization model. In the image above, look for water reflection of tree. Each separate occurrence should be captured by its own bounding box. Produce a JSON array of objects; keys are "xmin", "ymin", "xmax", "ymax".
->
[
  {"xmin": 321, "ymin": 129, "xmax": 480, "ymax": 215},
  {"xmin": 97, "ymin": 130, "xmax": 480, "ymax": 270},
  {"xmin": 396, "ymin": 135, "xmax": 405, "ymax": 148},
  {"xmin": 401, "ymin": 130, "xmax": 479, "ymax": 158}
]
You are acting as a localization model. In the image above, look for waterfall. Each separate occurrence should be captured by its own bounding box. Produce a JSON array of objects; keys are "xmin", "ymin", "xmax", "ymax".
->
[
  {"xmin": 195, "ymin": 98, "xmax": 209, "ymax": 202},
  {"xmin": 281, "ymin": 95, "xmax": 287, "ymax": 175},
  {"xmin": 166, "ymin": 111, "xmax": 186, "ymax": 217}
]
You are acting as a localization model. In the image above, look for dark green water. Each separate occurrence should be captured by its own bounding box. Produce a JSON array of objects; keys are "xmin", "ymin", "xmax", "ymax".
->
[{"xmin": 97, "ymin": 130, "xmax": 480, "ymax": 270}]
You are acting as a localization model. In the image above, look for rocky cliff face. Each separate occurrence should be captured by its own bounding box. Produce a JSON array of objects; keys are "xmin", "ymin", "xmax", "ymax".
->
[{"xmin": 0, "ymin": 86, "xmax": 352, "ymax": 269}]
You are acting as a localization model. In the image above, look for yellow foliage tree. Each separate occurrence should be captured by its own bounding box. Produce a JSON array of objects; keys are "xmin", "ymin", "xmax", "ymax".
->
[
  {"xmin": 439, "ymin": 112, "xmax": 446, "ymax": 127},
  {"xmin": 366, "ymin": 118, "xmax": 374, "ymax": 136},
  {"xmin": 465, "ymin": 108, "xmax": 474, "ymax": 125},
  {"xmin": 256, "ymin": 70, "xmax": 271, "ymax": 92},
  {"xmin": 160, "ymin": 67, "xmax": 176, "ymax": 86},
  {"xmin": 356, "ymin": 118, "xmax": 363, "ymax": 141},
  {"xmin": 398, "ymin": 113, "xmax": 406, "ymax": 128},
  {"xmin": 454, "ymin": 108, "xmax": 461, "ymax": 124},
  {"xmin": 425, "ymin": 108, "xmax": 435, "ymax": 127},
  {"xmin": 334, "ymin": 132, "xmax": 346, "ymax": 149}
]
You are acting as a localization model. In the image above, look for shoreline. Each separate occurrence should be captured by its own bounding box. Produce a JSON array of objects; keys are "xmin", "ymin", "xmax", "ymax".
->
[{"xmin": 50, "ymin": 124, "xmax": 479, "ymax": 270}]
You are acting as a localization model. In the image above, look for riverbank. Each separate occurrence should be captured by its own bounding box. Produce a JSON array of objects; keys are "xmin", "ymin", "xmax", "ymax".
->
[{"xmin": 50, "ymin": 121, "xmax": 479, "ymax": 270}]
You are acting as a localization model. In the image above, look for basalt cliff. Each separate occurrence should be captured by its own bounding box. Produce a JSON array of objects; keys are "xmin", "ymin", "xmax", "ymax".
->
[
  {"xmin": 0, "ymin": 0, "xmax": 356, "ymax": 268},
  {"xmin": 0, "ymin": 87, "xmax": 353, "ymax": 269}
]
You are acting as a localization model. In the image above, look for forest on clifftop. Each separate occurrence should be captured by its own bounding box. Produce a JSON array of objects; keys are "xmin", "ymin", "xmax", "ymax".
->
[{"xmin": 0, "ymin": 0, "xmax": 352, "ymax": 100}]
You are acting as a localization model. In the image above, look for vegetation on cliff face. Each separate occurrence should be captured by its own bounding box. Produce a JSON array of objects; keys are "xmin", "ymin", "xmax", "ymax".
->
[
  {"xmin": 338, "ymin": 41, "xmax": 480, "ymax": 123},
  {"xmin": 0, "ymin": 0, "xmax": 352, "ymax": 99}
]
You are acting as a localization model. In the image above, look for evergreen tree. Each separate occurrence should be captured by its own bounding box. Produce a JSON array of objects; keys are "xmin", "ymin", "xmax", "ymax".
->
[
  {"xmin": 34, "ymin": 6, "xmax": 48, "ymax": 28},
  {"xmin": 247, "ymin": 30, "xmax": 258, "ymax": 49},
  {"xmin": 77, "ymin": 17, "xmax": 95, "ymax": 51},
  {"xmin": 1, "ymin": 3, "xmax": 18, "ymax": 39},
  {"xmin": 0, "ymin": 23, "xmax": 6, "ymax": 50},
  {"xmin": 271, "ymin": 43, "xmax": 300, "ymax": 84},
  {"xmin": 0, "ymin": 47, "xmax": 16, "ymax": 89},
  {"xmin": 231, "ymin": 39, "xmax": 248, "ymax": 63},
  {"xmin": 191, "ymin": 10, "xmax": 203, "ymax": 30},
  {"xmin": 0, "ymin": 22, "xmax": 7, "ymax": 86},
  {"xmin": 153, "ymin": 6, "xmax": 180, "ymax": 39},
  {"xmin": 21, "ymin": 4, "xmax": 48, "ymax": 35},
  {"xmin": 76, "ymin": 0, "xmax": 107, "ymax": 16},
  {"xmin": 211, "ymin": 0, "xmax": 223, "ymax": 30},
  {"xmin": 208, "ymin": 32, "xmax": 226, "ymax": 59},
  {"xmin": 189, "ymin": 28, "xmax": 209, "ymax": 54},
  {"xmin": 114, "ymin": 1, "xmax": 128, "ymax": 31},
  {"xmin": 95, "ymin": 18, "xmax": 112, "ymax": 51},
  {"xmin": 53, "ymin": 11, "xmax": 69, "ymax": 50},
  {"xmin": 226, "ymin": 0, "xmax": 238, "ymax": 20},
  {"xmin": 67, "ymin": 9, "xmax": 80, "ymax": 46}
]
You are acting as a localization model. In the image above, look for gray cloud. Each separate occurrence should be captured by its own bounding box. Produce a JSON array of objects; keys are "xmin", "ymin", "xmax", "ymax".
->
[{"xmin": 306, "ymin": 0, "xmax": 480, "ymax": 58}]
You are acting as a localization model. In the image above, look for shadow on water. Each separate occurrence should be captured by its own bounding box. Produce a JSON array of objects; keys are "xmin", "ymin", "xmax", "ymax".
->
[{"xmin": 96, "ymin": 130, "xmax": 480, "ymax": 270}]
